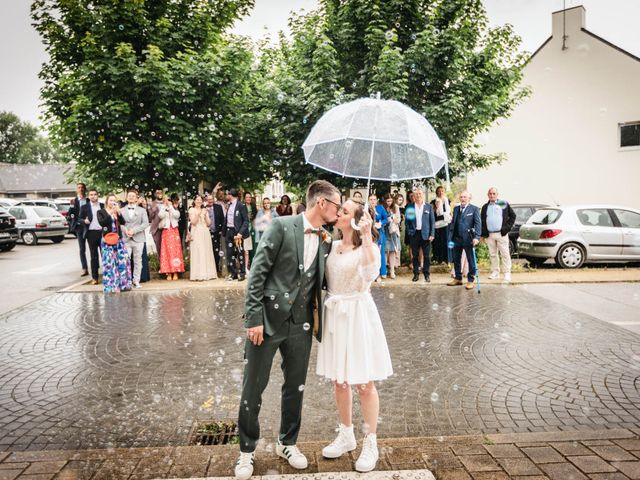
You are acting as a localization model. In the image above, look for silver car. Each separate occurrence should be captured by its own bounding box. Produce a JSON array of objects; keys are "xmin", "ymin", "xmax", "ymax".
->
[
  {"xmin": 517, "ymin": 205, "xmax": 640, "ymax": 268},
  {"xmin": 7, "ymin": 206, "xmax": 69, "ymax": 246}
]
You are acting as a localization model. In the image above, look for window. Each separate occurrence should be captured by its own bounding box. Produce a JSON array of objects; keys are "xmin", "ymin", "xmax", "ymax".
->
[
  {"xmin": 9, "ymin": 208, "xmax": 26, "ymax": 220},
  {"xmin": 528, "ymin": 209, "xmax": 562, "ymax": 225},
  {"xmin": 577, "ymin": 209, "xmax": 614, "ymax": 227},
  {"xmin": 34, "ymin": 207, "xmax": 58, "ymax": 218},
  {"xmin": 620, "ymin": 122, "xmax": 640, "ymax": 148},
  {"xmin": 614, "ymin": 209, "xmax": 640, "ymax": 228},
  {"xmin": 513, "ymin": 207, "xmax": 533, "ymax": 224}
]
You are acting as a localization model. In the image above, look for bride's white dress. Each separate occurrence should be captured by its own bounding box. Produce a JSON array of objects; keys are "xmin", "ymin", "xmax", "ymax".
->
[{"xmin": 316, "ymin": 240, "xmax": 393, "ymax": 385}]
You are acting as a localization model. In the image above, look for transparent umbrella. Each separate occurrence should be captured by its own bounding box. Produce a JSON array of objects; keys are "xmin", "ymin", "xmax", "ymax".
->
[{"xmin": 302, "ymin": 93, "xmax": 450, "ymax": 193}]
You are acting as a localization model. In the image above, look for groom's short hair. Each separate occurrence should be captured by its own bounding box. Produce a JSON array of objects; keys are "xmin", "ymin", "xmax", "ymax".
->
[{"xmin": 306, "ymin": 180, "xmax": 340, "ymax": 208}]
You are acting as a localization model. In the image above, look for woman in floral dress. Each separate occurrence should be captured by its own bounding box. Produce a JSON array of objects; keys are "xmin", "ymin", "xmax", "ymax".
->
[{"xmin": 97, "ymin": 194, "xmax": 132, "ymax": 293}]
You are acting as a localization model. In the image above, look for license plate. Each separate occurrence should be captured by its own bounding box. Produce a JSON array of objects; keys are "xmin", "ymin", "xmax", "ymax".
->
[{"xmin": 0, "ymin": 232, "xmax": 9, "ymax": 238}]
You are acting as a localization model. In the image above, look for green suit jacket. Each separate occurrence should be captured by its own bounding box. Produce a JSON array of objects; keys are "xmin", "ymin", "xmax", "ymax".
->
[{"xmin": 244, "ymin": 214, "xmax": 331, "ymax": 342}]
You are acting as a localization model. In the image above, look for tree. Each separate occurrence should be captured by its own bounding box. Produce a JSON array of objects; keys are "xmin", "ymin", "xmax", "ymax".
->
[
  {"xmin": 0, "ymin": 111, "xmax": 61, "ymax": 164},
  {"xmin": 32, "ymin": 0, "xmax": 270, "ymax": 194},
  {"xmin": 256, "ymin": 0, "xmax": 530, "ymax": 190}
]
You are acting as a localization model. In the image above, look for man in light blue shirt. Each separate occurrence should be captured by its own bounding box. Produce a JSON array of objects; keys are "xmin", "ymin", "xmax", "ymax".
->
[{"xmin": 480, "ymin": 187, "xmax": 516, "ymax": 283}]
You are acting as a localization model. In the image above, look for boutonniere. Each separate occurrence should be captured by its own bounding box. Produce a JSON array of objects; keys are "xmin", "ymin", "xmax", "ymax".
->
[{"xmin": 321, "ymin": 230, "xmax": 331, "ymax": 244}]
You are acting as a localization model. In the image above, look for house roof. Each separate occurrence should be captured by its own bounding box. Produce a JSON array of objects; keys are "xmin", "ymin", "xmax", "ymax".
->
[{"xmin": 0, "ymin": 163, "xmax": 76, "ymax": 194}]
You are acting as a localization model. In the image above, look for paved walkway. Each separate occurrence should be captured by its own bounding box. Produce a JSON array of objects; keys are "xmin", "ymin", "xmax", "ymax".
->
[
  {"xmin": 1, "ymin": 285, "xmax": 639, "ymax": 456},
  {"xmin": 0, "ymin": 429, "xmax": 639, "ymax": 479}
]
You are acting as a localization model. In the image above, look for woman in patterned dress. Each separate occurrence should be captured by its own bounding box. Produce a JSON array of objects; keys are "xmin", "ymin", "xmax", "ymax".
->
[
  {"xmin": 158, "ymin": 195, "xmax": 185, "ymax": 280},
  {"xmin": 97, "ymin": 194, "xmax": 132, "ymax": 293}
]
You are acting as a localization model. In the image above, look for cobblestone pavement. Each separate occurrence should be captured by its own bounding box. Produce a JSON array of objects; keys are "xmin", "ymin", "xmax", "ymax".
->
[{"xmin": 0, "ymin": 285, "xmax": 639, "ymax": 454}]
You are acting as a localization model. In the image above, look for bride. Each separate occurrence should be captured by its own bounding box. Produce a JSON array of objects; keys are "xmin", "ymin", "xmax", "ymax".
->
[{"xmin": 316, "ymin": 198, "xmax": 394, "ymax": 472}]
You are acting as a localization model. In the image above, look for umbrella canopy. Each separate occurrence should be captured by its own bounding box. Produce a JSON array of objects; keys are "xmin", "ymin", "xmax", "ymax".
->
[{"xmin": 302, "ymin": 96, "xmax": 449, "ymax": 185}]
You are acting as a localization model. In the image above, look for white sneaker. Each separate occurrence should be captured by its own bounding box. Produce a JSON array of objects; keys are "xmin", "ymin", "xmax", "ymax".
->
[
  {"xmin": 503, "ymin": 273, "xmax": 511, "ymax": 283},
  {"xmin": 488, "ymin": 271, "xmax": 499, "ymax": 280},
  {"xmin": 234, "ymin": 452, "xmax": 255, "ymax": 480},
  {"xmin": 276, "ymin": 441, "xmax": 308, "ymax": 469},
  {"xmin": 322, "ymin": 424, "xmax": 357, "ymax": 458},
  {"xmin": 355, "ymin": 433, "xmax": 379, "ymax": 472}
]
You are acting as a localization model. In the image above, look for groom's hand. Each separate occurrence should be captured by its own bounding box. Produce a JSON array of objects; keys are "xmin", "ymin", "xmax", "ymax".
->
[{"xmin": 247, "ymin": 325, "xmax": 264, "ymax": 346}]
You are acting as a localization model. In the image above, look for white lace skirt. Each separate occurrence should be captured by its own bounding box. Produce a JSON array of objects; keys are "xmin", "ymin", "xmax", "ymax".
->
[{"xmin": 316, "ymin": 292, "xmax": 393, "ymax": 385}]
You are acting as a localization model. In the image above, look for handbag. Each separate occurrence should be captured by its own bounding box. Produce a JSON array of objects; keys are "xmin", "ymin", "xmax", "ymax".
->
[{"xmin": 103, "ymin": 216, "xmax": 119, "ymax": 246}]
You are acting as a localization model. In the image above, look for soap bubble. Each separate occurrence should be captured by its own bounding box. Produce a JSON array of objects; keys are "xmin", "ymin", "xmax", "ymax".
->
[
  {"xmin": 303, "ymin": 323, "xmax": 310, "ymax": 331},
  {"xmin": 430, "ymin": 392, "xmax": 439, "ymax": 402}
]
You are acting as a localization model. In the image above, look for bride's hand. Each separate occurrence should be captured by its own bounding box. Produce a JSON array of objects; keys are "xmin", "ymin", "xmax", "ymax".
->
[{"xmin": 358, "ymin": 210, "xmax": 373, "ymax": 243}]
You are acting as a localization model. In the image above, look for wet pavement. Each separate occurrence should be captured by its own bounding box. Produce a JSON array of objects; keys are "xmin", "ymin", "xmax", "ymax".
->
[{"xmin": 1, "ymin": 285, "xmax": 639, "ymax": 453}]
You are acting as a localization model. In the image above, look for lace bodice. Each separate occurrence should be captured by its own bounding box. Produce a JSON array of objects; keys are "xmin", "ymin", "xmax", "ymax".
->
[{"xmin": 326, "ymin": 240, "xmax": 381, "ymax": 295}]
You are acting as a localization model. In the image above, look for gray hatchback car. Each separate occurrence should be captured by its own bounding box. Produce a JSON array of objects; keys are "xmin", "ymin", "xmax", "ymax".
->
[
  {"xmin": 517, "ymin": 205, "xmax": 640, "ymax": 268},
  {"xmin": 7, "ymin": 206, "xmax": 69, "ymax": 246}
]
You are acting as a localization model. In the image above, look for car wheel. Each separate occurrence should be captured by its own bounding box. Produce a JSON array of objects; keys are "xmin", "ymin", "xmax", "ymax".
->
[
  {"xmin": 22, "ymin": 231, "xmax": 37, "ymax": 246},
  {"xmin": 508, "ymin": 240, "xmax": 516, "ymax": 256},
  {"xmin": 525, "ymin": 257, "xmax": 547, "ymax": 268},
  {"xmin": 51, "ymin": 236, "xmax": 65, "ymax": 244},
  {"xmin": 0, "ymin": 242, "xmax": 16, "ymax": 251},
  {"xmin": 555, "ymin": 242, "xmax": 585, "ymax": 269}
]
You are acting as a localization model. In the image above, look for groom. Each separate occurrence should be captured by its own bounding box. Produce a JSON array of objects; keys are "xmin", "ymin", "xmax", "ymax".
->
[{"xmin": 235, "ymin": 180, "xmax": 341, "ymax": 480}]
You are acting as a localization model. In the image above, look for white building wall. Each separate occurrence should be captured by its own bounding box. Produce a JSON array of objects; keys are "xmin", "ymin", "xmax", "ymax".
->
[{"xmin": 468, "ymin": 6, "xmax": 640, "ymax": 209}]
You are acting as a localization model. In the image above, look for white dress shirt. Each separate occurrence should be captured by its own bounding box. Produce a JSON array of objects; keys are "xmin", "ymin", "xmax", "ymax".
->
[
  {"xmin": 415, "ymin": 202, "xmax": 425, "ymax": 231},
  {"xmin": 89, "ymin": 202, "xmax": 101, "ymax": 231},
  {"xmin": 302, "ymin": 213, "xmax": 319, "ymax": 271},
  {"xmin": 226, "ymin": 200, "xmax": 237, "ymax": 228}
]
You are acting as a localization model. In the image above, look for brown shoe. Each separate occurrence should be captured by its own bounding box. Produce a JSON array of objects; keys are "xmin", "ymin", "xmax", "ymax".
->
[
  {"xmin": 465, "ymin": 282, "xmax": 474, "ymax": 290},
  {"xmin": 447, "ymin": 279, "xmax": 463, "ymax": 286},
  {"xmin": 90, "ymin": 279, "xmax": 99, "ymax": 285},
  {"xmin": 80, "ymin": 269, "xmax": 89, "ymax": 277}
]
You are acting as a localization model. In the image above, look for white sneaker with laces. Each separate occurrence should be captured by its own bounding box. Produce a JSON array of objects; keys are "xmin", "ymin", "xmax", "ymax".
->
[
  {"xmin": 322, "ymin": 424, "xmax": 357, "ymax": 458},
  {"xmin": 276, "ymin": 441, "xmax": 308, "ymax": 469},
  {"xmin": 355, "ymin": 433, "xmax": 379, "ymax": 472},
  {"xmin": 503, "ymin": 272, "xmax": 511, "ymax": 283},
  {"xmin": 234, "ymin": 451, "xmax": 255, "ymax": 480},
  {"xmin": 488, "ymin": 271, "xmax": 499, "ymax": 280}
]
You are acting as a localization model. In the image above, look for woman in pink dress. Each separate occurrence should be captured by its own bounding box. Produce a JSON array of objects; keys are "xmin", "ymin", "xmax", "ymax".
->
[{"xmin": 158, "ymin": 196, "xmax": 185, "ymax": 280}]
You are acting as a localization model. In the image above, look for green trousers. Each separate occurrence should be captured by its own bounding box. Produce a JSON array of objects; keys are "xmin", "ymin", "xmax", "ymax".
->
[{"xmin": 237, "ymin": 316, "xmax": 313, "ymax": 452}]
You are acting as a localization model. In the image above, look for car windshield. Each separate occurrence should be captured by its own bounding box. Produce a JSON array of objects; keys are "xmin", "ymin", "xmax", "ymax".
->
[
  {"xmin": 34, "ymin": 207, "xmax": 60, "ymax": 218},
  {"xmin": 528, "ymin": 209, "xmax": 562, "ymax": 225},
  {"xmin": 56, "ymin": 203, "xmax": 70, "ymax": 212}
]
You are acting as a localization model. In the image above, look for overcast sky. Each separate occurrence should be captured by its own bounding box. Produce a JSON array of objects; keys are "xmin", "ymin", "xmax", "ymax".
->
[{"xmin": 2, "ymin": 0, "xmax": 639, "ymax": 127}]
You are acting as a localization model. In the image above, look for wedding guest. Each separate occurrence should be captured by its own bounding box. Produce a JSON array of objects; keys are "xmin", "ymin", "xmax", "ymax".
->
[
  {"xmin": 405, "ymin": 188, "xmax": 435, "ymax": 283},
  {"xmin": 317, "ymin": 200, "xmax": 393, "ymax": 473},
  {"xmin": 169, "ymin": 193, "xmax": 187, "ymax": 242},
  {"xmin": 352, "ymin": 191, "xmax": 363, "ymax": 202},
  {"xmin": 431, "ymin": 186, "xmax": 452, "ymax": 264},
  {"xmin": 243, "ymin": 192, "xmax": 257, "ymax": 271},
  {"xmin": 137, "ymin": 195, "xmax": 151, "ymax": 282},
  {"xmin": 368, "ymin": 194, "xmax": 388, "ymax": 280},
  {"xmin": 212, "ymin": 181, "xmax": 226, "ymax": 211},
  {"xmin": 206, "ymin": 193, "xmax": 224, "ymax": 277},
  {"xmin": 254, "ymin": 197, "xmax": 278, "ymax": 243},
  {"xmin": 188, "ymin": 194, "xmax": 217, "ymax": 281},
  {"xmin": 97, "ymin": 193, "xmax": 131, "ymax": 293},
  {"xmin": 448, "ymin": 190, "xmax": 481, "ymax": 290},
  {"xmin": 159, "ymin": 195, "xmax": 185, "ymax": 280},
  {"xmin": 481, "ymin": 187, "xmax": 516, "ymax": 283},
  {"xmin": 148, "ymin": 188, "xmax": 165, "ymax": 257},
  {"xmin": 120, "ymin": 188, "xmax": 149, "ymax": 288},
  {"xmin": 296, "ymin": 199, "xmax": 306, "ymax": 215},
  {"xmin": 69, "ymin": 182, "xmax": 89, "ymax": 276},
  {"xmin": 223, "ymin": 188, "xmax": 250, "ymax": 281},
  {"xmin": 276, "ymin": 194, "xmax": 293, "ymax": 216},
  {"xmin": 404, "ymin": 190, "xmax": 415, "ymax": 265},
  {"xmin": 383, "ymin": 194, "xmax": 401, "ymax": 279},
  {"xmin": 79, "ymin": 188, "xmax": 104, "ymax": 285}
]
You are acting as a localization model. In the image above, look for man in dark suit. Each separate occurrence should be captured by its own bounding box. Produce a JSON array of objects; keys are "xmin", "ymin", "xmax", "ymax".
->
[
  {"xmin": 206, "ymin": 193, "xmax": 225, "ymax": 276},
  {"xmin": 448, "ymin": 190, "xmax": 481, "ymax": 290},
  {"xmin": 79, "ymin": 188, "xmax": 105, "ymax": 284},
  {"xmin": 223, "ymin": 188, "xmax": 250, "ymax": 281},
  {"xmin": 404, "ymin": 188, "xmax": 436, "ymax": 283},
  {"xmin": 69, "ymin": 182, "xmax": 89, "ymax": 276}
]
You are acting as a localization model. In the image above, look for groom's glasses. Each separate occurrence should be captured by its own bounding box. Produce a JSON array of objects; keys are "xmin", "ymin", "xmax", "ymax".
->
[{"xmin": 323, "ymin": 198, "xmax": 341, "ymax": 210}]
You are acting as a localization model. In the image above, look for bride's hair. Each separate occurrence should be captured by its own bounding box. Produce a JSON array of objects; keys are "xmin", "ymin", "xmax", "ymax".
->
[{"xmin": 339, "ymin": 199, "xmax": 379, "ymax": 248}]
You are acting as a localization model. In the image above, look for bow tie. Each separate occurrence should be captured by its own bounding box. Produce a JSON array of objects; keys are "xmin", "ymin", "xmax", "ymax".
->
[
  {"xmin": 128, "ymin": 207, "xmax": 135, "ymax": 209},
  {"xmin": 304, "ymin": 228, "xmax": 320, "ymax": 235}
]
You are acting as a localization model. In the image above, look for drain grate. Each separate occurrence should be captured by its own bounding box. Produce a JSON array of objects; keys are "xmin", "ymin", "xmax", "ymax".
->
[{"xmin": 188, "ymin": 419, "xmax": 239, "ymax": 446}]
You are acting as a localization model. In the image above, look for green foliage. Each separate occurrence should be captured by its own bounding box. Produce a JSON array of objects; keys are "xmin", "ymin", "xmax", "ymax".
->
[
  {"xmin": 32, "ymin": 0, "xmax": 269, "ymax": 194},
  {"xmin": 256, "ymin": 0, "xmax": 529, "ymax": 190},
  {"xmin": 0, "ymin": 111, "xmax": 62, "ymax": 164}
]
